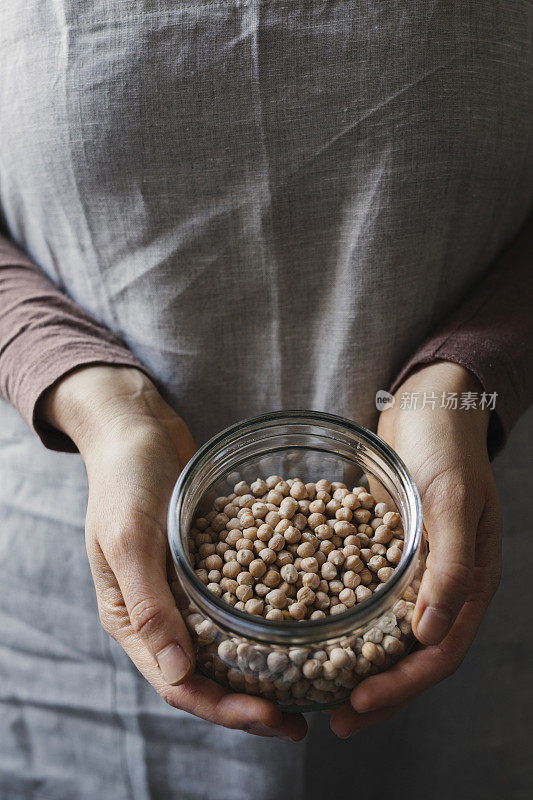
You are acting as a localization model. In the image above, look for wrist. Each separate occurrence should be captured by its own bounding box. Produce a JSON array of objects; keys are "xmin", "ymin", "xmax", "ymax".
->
[
  {"xmin": 39, "ymin": 365, "xmax": 162, "ymax": 453},
  {"xmin": 398, "ymin": 361, "xmax": 481, "ymax": 395},
  {"xmin": 390, "ymin": 361, "xmax": 490, "ymax": 435}
]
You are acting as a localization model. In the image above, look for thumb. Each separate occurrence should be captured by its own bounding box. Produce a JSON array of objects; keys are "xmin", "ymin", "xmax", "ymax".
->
[
  {"xmin": 106, "ymin": 521, "xmax": 196, "ymax": 685},
  {"xmin": 412, "ymin": 476, "xmax": 478, "ymax": 646}
]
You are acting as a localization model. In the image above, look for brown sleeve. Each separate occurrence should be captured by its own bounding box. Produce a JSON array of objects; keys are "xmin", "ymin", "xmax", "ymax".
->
[
  {"xmin": 390, "ymin": 214, "xmax": 533, "ymax": 457},
  {"xmin": 0, "ymin": 233, "xmax": 153, "ymax": 452}
]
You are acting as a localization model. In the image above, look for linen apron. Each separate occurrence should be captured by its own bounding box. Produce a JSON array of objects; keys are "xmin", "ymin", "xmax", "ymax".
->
[{"xmin": 0, "ymin": 2, "xmax": 532, "ymax": 798}]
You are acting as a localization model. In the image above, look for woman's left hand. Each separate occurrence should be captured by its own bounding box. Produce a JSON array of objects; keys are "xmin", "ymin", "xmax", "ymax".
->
[{"xmin": 330, "ymin": 361, "xmax": 502, "ymax": 738}]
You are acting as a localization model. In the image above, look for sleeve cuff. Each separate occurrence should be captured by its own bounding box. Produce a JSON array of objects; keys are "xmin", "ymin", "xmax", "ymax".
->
[{"xmin": 18, "ymin": 343, "xmax": 155, "ymax": 453}]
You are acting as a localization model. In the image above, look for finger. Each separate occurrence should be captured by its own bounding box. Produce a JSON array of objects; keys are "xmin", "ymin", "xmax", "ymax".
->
[
  {"xmin": 168, "ymin": 674, "xmax": 307, "ymax": 741},
  {"xmin": 89, "ymin": 540, "xmax": 307, "ymax": 740},
  {"xmin": 329, "ymin": 701, "xmax": 406, "ymax": 738},
  {"xmin": 100, "ymin": 515, "xmax": 196, "ymax": 685},
  {"xmin": 412, "ymin": 471, "xmax": 480, "ymax": 645},
  {"xmin": 350, "ymin": 600, "xmax": 485, "ymax": 713},
  {"xmin": 166, "ymin": 413, "xmax": 197, "ymax": 468},
  {"xmin": 351, "ymin": 495, "xmax": 501, "ymax": 713}
]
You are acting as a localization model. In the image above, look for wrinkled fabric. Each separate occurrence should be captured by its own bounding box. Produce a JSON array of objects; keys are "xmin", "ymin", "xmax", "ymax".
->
[{"xmin": 0, "ymin": 1, "xmax": 532, "ymax": 798}]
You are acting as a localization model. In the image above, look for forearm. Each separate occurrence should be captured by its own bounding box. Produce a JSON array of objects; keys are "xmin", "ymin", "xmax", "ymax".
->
[
  {"xmin": 0, "ymin": 232, "xmax": 152, "ymax": 451},
  {"xmin": 391, "ymin": 213, "xmax": 533, "ymax": 454}
]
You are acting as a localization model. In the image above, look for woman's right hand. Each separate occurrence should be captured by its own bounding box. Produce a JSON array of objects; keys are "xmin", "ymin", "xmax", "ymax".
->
[{"xmin": 40, "ymin": 365, "xmax": 306, "ymax": 742}]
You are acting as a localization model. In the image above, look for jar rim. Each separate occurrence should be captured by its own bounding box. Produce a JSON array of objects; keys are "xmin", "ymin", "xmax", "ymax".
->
[{"xmin": 168, "ymin": 410, "xmax": 422, "ymax": 645}]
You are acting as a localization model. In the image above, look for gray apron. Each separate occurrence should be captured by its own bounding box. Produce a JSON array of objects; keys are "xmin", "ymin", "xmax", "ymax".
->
[{"xmin": 1, "ymin": 2, "xmax": 532, "ymax": 798}]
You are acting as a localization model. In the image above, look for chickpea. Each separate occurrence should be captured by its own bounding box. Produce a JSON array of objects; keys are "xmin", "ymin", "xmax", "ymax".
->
[
  {"xmin": 359, "ymin": 568, "xmax": 373, "ymax": 585},
  {"xmin": 383, "ymin": 511, "xmax": 401, "ymax": 529},
  {"xmin": 226, "ymin": 518, "xmax": 243, "ymax": 533},
  {"xmin": 320, "ymin": 540, "xmax": 335, "ymax": 556},
  {"xmin": 325, "ymin": 499, "xmax": 342, "ymax": 516},
  {"xmin": 361, "ymin": 642, "xmax": 385, "ymax": 665},
  {"xmin": 288, "ymin": 602, "xmax": 307, "ymax": 620},
  {"xmin": 342, "ymin": 493, "xmax": 361, "ymax": 510},
  {"xmin": 238, "ymin": 494, "xmax": 255, "ymax": 509},
  {"xmin": 322, "ymin": 661, "xmax": 339, "ymax": 680},
  {"xmin": 338, "ymin": 588, "xmax": 356, "ymax": 607},
  {"xmin": 333, "ymin": 521, "xmax": 355, "ymax": 538},
  {"xmin": 279, "ymin": 496, "xmax": 298, "ymax": 519},
  {"xmin": 307, "ymin": 512, "xmax": 327, "ymax": 530},
  {"xmin": 265, "ymin": 510, "xmax": 282, "ymax": 528},
  {"xmin": 251, "ymin": 479, "xmax": 267, "ymax": 497},
  {"xmin": 302, "ymin": 572, "xmax": 320, "ymax": 590},
  {"xmin": 355, "ymin": 655, "xmax": 372, "ymax": 675},
  {"xmin": 382, "ymin": 635, "xmax": 405, "ymax": 657},
  {"xmin": 392, "ymin": 599, "xmax": 407, "ymax": 619},
  {"xmin": 220, "ymin": 578, "xmax": 238, "ymax": 594},
  {"xmin": 297, "ymin": 541, "xmax": 316, "ymax": 558},
  {"xmin": 386, "ymin": 545, "xmax": 403, "ymax": 565},
  {"xmin": 224, "ymin": 503, "xmax": 239, "ymax": 518},
  {"xmin": 266, "ymin": 589, "xmax": 288, "ymax": 609},
  {"xmin": 314, "ymin": 591, "xmax": 331, "ymax": 611},
  {"xmin": 259, "ymin": 548, "xmax": 277, "ymax": 564},
  {"xmin": 256, "ymin": 523, "xmax": 274, "ymax": 542},
  {"xmin": 373, "ymin": 524, "xmax": 394, "ymax": 544},
  {"xmin": 211, "ymin": 513, "xmax": 229, "ymax": 532},
  {"xmin": 236, "ymin": 584, "xmax": 253, "ymax": 602},
  {"xmin": 245, "ymin": 598, "xmax": 264, "ymax": 615},
  {"xmin": 251, "ymin": 502, "xmax": 268, "ymax": 519},
  {"xmin": 356, "ymin": 585, "xmax": 373, "ymax": 602},
  {"xmin": 333, "ymin": 487, "xmax": 349, "ymax": 502},
  {"xmin": 268, "ymin": 533, "xmax": 286, "ymax": 553},
  {"xmin": 297, "ymin": 586, "xmax": 316, "ymax": 606},
  {"xmin": 283, "ymin": 525, "xmax": 301, "ymax": 544},
  {"xmin": 363, "ymin": 626, "xmax": 383, "ymax": 644},
  {"xmin": 321, "ymin": 562, "xmax": 337, "ymax": 581},
  {"xmin": 267, "ymin": 651, "xmax": 290, "ymax": 673},
  {"xmin": 279, "ymin": 563, "xmax": 298, "ymax": 584},
  {"xmin": 222, "ymin": 561, "xmax": 241, "ymax": 579},
  {"xmin": 276, "ymin": 550, "xmax": 293, "ymax": 567},
  {"xmin": 262, "ymin": 568, "xmax": 281, "ymax": 589},
  {"xmin": 302, "ymin": 659, "xmax": 322, "ymax": 679},
  {"xmin": 301, "ymin": 557, "xmax": 319, "ymax": 573},
  {"xmin": 378, "ymin": 566, "xmax": 395, "ymax": 583},
  {"xmin": 266, "ymin": 609, "xmax": 284, "ymax": 620},
  {"xmin": 330, "ymin": 602, "xmax": 348, "ymax": 615},
  {"xmin": 368, "ymin": 555, "xmax": 388, "ymax": 573},
  {"xmin": 249, "ymin": 559, "xmax": 267, "ymax": 579},
  {"xmin": 330, "ymin": 647, "xmax": 352, "ymax": 669},
  {"xmin": 327, "ymin": 549, "xmax": 345, "ymax": 568},
  {"xmin": 353, "ymin": 508, "xmax": 371, "ymax": 524}
]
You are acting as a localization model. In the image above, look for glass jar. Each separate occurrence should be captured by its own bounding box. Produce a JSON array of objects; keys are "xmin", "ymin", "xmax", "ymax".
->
[{"xmin": 168, "ymin": 411, "xmax": 426, "ymax": 712}]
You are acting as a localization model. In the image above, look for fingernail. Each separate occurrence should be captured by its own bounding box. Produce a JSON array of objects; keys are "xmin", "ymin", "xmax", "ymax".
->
[
  {"xmin": 245, "ymin": 722, "xmax": 278, "ymax": 737},
  {"xmin": 417, "ymin": 606, "xmax": 452, "ymax": 644},
  {"xmin": 156, "ymin": 644, "xmax": 191, "ymax": 685},
  {"xmin": 339, "ymin": 730, "xmax": 360, "ymax": 739},
  {"xmin": 351, "ymin": 692, "xmax": 375, "ymax": 713}
]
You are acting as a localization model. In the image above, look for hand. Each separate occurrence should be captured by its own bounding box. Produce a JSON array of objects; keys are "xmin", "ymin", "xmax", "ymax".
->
[
  {"xmin": 40, "ymin": 365, "xmax": 306, "ymax": 741},
  {"xmin": 330, "ymin": 362, "xmax": 502, "ymax": 738}
]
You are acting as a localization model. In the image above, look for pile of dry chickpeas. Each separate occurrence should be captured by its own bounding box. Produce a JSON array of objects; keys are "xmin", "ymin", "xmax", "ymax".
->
[{"xmin": 188, "ymin": 476, "xmax": 405, "ymax": 621}]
